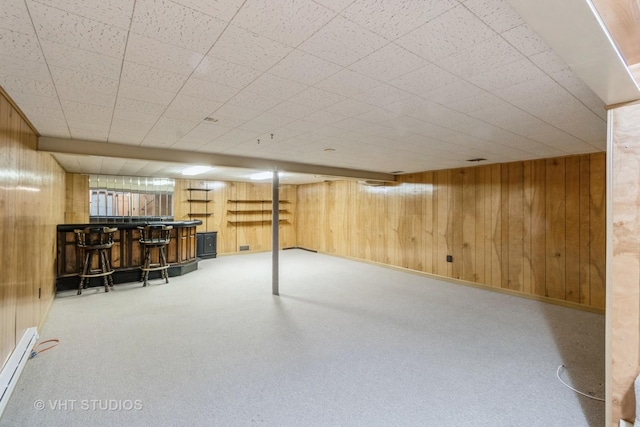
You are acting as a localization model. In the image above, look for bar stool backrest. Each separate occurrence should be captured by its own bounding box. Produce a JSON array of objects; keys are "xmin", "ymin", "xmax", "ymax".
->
[
  {"xmin": 139, "ymin": 224, "xmax": 172, "ymax": 244},
  {"xmin": 74, "ymin": 227, "xmax": 117, "ymax": 249}
]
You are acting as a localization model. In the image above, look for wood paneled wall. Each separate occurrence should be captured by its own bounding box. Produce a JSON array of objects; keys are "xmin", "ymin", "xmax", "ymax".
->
[
  {"xmin": 607, "ymin": 102, "xmax": 640, "ymax": 426},
  {"xmin": 173, "ymin": 179, "xmax": 297, "ymax": 254},
  {"xmin": 295, "ymin": 153, "xmax": 606, "ymax": 311},
  {"xmin": 0, "ymin": 90, "xmax": 66, "ymax": 369},
  {"xmin": 64, "ymin": 172, "xmax": 89, "ymax": 223}
]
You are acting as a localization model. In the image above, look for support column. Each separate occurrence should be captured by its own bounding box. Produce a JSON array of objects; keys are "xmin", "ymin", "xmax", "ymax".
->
[{"xmin": 272, "ymin": 170, "xmax": 279, "ymax": 296}]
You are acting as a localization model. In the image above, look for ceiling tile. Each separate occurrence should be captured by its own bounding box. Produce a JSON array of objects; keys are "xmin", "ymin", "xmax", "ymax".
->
[
  {"xmin": 192, "ymin": 56, "xmax": 262, "ymax": 89},
  {"xmin": 462, "ymin": 0, "xmax": 524, "ymax": 33},
  {"xmin": 56, "ymin": 86, "xmax": 116, "ymax": 108},
  {"xmin": 269, "ymin": 50, "xmax": 343, "ymax": 85},
  {"xmin": 29, "ymin": 1, "xmax": 127, "ymax": 58},
  {"xmin": 501, "ymin": 24, "xmax": 549, "ymax": 57},
  {"xmin": 50, "ymin": 66, "xmax": 118, "ymax": 96},
  {"xmin": 180, "ymin": 77, "xmax": 238, "ymax": 103},
  {"xmin": 422, "ymin": 80, "xmax": 486, "ymax": 105},
  {"xmin": 163, "ymin": 94, "xmax": 223, "ymax": 121},
  {"xmin": 117, "ymin": 82, "xmax": 176, "ymax": 105},
  {"xmin": 395, "ymin": 5, "xmax": 494, "ymax": 61},
  {"xmin": 0, "ymin": 28, "xmax": 44, "ymax": 62},
  {"xmin": 213, "ymin": 103, "xmax": 263, "ymax": 122},
  {"xmin": 10, "ymin": 92, "xmax": 64, "ymax": 118},
  {"xmin": 0, "ymin": 54, "xmax": 50, "ymax": 82},
  {"xmin": 550, "ymin": 68, "xmax": 606, "ymax": 120},
  {"xmin": 355, "ymin": 107, "xmax": 401, "ymax": 123},
  {"xmin": 445, "ymin": 92, "xmax": 510, "ymax": 114},
  {"xmin": 170, "ymin": 122, "xmax": 233, "ymax": 150},
  {"xmin": 208, "ymin": 25, "xmax": 293, "ymax": 70},
  {"xmin": 120, "ymin": 61, "xmax": 188, "ymax": 92},
  {"xmin": 115, "ymin": 96, "xmax": 167, "ymax": 117},
  {"xmin": 298, "ymin": 16, "xmax": 388, "ymax": 66},
  {"xmin": 141, "ymin": 116, "xmax": 199, "ymax": 147},
  {"xmin": 109, "ymin": 117, "xmax": 155, "ymax": 144},
  {"xmin": 389, "ymin": 63, "xmax": 458, "ymax": 95},
  {"xmin": 243, "ymin": 73, "xmax": 308, "ymax": 100},
  {"xmin": 30, "ymin": 0, "xmax": 135, "ymax": 30},
  {"xmin": 467, "ymin": 57, "xmax": 546, "ymax": 91},
  {"xmin": 239, "ymin": 112, "xmax": 296, "ymax": 133},
  {"xmin": 353, "ymin": 83, "xmax": 411, "ymax": 107},
  {"xmin": 0, "ymin": 73, "xmax": 56, "ymax": 97},
  {"xmin": 287, "ymin": 87, "xmax": 346, "ymax": 109},
  {"xmin": 227, "ymin": 90, "xmax": 283, "ymax": 111},
  {"xmin": 113, "ymin": 98, "xmax": 165, "ymax": 124},
  {"xmin": 232, "ymin": 0, "xmax": 335, "ymax": 47},
  {"xmin": 310, "ymin": 0, "xmax": 354, "ymax": 13},
  {"xmin": 315, "ymin": 68, "xmax": 380, "ymax": 97},
  {"xmin": 342, "ymin": 0, "xmax": 458, "ymax": 40},
  {"xmin": 437, "ymin": 34, "xmax": 525, "ymax": 79},
  {"xmin": 125, "ymin": 34, "xmax": 204, "ymax": 75},
  {"xmin": 324, "ymin": 99, "xmax": 376, "ymax": 117},
  {"xmin": 40, "ymin": 40, "xmax": 122, "ymax": 81},
  {"xmin": 210, "ymin": 128, "xmax": 262, "ymax": 148},
  {"xmin": 528, "ymin": 49, "xmax": 570, "ymax": 74},
  {"xmin": 131, "ymin": 0, "xmax": 226, "ymax": 54},
  {"xmin": 1, "ymin": 0, "xmax": 35, "ymax": 33},
  {"xmin": 169, "ymin": 0, "xmax": 245, "ymax": 23},
  {"xmin": 349, "ymin": 44, "xmax": 429, "ymax": 81},
  {"xmin": 267, "ymin": 101, "xmax": 319, "ymax": 119},
  {"xmin": 303, "ymin": 110, "xmax": 346, "ymax": 125}
]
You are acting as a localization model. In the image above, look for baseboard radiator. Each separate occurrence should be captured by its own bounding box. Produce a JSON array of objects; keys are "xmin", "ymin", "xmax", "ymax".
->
[{"xmin": 0, "ymin": 327, "xmax": 38, "ymax": 418}]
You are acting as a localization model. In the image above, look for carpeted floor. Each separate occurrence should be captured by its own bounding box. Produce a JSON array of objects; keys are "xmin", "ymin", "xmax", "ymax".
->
[{"xmin": 0, "ymin": 249, "xmax": 604, "ymax": 426}]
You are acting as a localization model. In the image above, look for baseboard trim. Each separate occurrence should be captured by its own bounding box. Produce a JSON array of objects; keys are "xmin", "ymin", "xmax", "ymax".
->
[
  {"xmin": 301, "ymin": 249, "xmax": 605, "ymax": 315},
  {"xmin": 0, "ymin": 327, "xmax": 38, "ymax": 418}
]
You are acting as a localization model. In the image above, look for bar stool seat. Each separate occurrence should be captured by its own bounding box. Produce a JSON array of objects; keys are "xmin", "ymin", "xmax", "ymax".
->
[
  {"xmin": 138, "ymin": 224, "xmax": 172, "ymax": 287},
  {"xmin": 74, "ymin": 227, "xmax": 118, "ymax": 295}
]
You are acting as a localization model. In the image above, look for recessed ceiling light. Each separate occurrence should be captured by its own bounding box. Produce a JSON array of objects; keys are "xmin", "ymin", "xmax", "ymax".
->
[
  {"xmin": 204, "ymin": 117, "xmax": 218, "ymax": 122},
  {"xmin": 324, "ymin": 148, "xmax": 336, "ymax": 152},
  {"xmin": 181, "ymin": 165, "xmax": 213, "ymax": 176},
  {"xmin": 466, "ymin": 158, "xmax": 487, "ymax": 162}
]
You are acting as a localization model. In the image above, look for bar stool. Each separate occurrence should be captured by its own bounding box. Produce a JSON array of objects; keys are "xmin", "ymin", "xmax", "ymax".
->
[
  {"xmin": 138, "ymin": 224, "xmax": 172, "ymax": 287},
  {"xmin": 74, "ymin": 227, "xmax": 118, "ymax": 295}
]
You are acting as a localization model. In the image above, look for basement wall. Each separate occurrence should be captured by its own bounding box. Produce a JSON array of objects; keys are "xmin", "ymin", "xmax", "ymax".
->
[
  {"xmin": 295, "ymin": 153, "xmax": 606, "ymax": 312},
  {"xmin": 0, "ymin": 89, "xmax": 66, "ymax": 369}
]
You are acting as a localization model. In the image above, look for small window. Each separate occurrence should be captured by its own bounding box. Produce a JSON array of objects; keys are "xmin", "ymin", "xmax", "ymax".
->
[{"xmin": 89, "ymin": 175, "xmax": 175, "ymax": 223}]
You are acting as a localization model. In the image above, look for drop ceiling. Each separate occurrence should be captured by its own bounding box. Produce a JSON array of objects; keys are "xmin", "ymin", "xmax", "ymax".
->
[{"xmin": 0, "ymin": 0, "xmax": 637, "ymax": 183}]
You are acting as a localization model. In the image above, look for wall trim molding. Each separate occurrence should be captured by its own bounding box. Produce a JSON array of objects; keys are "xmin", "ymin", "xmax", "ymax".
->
[{"xmin": 305, "ymin": 248, "xmax": 606, "ymax": 315}]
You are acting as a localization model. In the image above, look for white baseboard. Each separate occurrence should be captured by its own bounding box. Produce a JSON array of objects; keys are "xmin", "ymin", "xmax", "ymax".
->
[
  {"xmin": 0, "ymin": 327, "xmax": 38, "ymax": 418},
  {"xmin": 620, "ymin": 419, "xmax": 634, "ymax": 427}
]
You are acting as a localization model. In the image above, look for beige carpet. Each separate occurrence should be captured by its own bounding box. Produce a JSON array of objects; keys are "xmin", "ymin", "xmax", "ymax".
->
[{"xmin": 0, "ymin": 249, "xmax": 604, "ymax": 426}]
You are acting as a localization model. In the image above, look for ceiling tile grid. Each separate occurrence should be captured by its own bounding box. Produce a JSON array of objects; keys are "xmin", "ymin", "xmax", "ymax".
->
[{"xmin": 0, "ymin": 0, "xmax": 610, "ymax": 181}]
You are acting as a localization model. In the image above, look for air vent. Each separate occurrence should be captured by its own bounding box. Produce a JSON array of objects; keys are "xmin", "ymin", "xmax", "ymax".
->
[
  {"xmin": 204, "ymin": 117, "xmax": 218, "ymax": 122},
  {"xmin": 466, "ymin": 158, "xmax": 486, "ymax": 162},
  {"xmin": 239, "ymin": 245, "xmax": 250, "ymax": 251}
]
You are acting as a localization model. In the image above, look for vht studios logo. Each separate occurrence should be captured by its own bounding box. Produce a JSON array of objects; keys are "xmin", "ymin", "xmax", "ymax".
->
[{"xmin": 34, "ymin": 399, "xmax": 143, "ymax": 411}]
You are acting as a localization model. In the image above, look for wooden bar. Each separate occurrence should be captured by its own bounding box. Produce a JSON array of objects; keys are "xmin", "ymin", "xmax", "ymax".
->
[{"xmin": 55, "ymin": 220, "xmax": 201, "ymax": 291}]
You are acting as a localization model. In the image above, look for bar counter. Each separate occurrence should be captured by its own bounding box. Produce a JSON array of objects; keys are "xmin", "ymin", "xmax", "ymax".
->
[{"xmin": 56, "ymin": 220, "xmax": 201, "ymax": 291}]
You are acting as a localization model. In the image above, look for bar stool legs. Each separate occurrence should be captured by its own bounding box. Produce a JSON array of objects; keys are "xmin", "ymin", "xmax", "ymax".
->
[
  {"xmin": 138, "ymin": 224, "xmax": 172, "ymax": 287},
  {"xmin": 140, "ymin": 245, "xmax": 169, "ymax": 286},
  {"xmin": 75, "ymin": 227, "xmax": 117, "ymax": 295}
]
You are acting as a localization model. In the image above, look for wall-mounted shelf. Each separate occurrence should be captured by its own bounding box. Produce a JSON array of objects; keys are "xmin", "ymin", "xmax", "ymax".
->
[
  {"xmin": 187, "ymin": 188, "xmax": 212, "ymax": 227},
  {"xmin": 228, "ymin": 220, "xmax": 290, "ymax": 225},
  {"xmin": 226, "ymin": 199, "xmax": 290, "ymax": 225}
]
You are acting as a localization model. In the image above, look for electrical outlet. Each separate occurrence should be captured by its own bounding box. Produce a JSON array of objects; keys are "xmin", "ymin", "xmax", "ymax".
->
[{"xmin": 446, "ymin": 255, "xmax": 453, "ymax": 263}]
